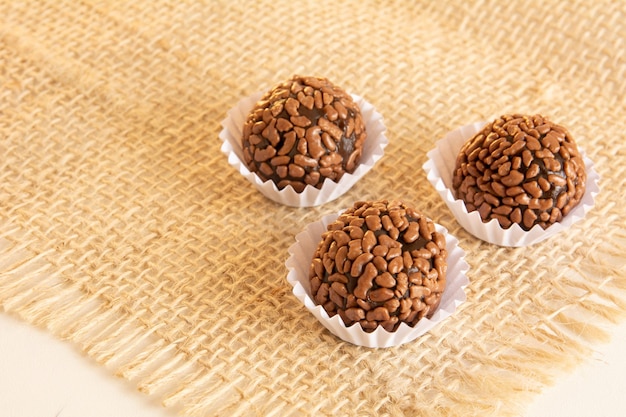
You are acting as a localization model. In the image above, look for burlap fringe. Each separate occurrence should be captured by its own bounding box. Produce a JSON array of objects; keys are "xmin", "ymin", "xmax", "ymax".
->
[{"xmin": 2, "ymin": 230, "xmax": 624, "ymax": 416}]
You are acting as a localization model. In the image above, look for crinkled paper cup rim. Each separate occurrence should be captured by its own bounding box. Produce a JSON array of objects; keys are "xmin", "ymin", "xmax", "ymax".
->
[
  {"xmin": 285, "ymin": 212, "xmax": 469, "ymax": 348},
  {"xmin": 219, "ymin": 92, "xmax": 388, "ymax": 207},
  {"xmin": 422, "ymin": 122, "xmax": 600, "ymax": 247}
]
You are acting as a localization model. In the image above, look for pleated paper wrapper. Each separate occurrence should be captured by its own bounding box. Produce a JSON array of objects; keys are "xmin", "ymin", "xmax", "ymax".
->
[
  {"xmin": 286, "ymin": 212, "xmax": 469, "ymax": 348},
  {"xmin": 219, "ymin": 92, "xmax": 388, "ymax": 207},
  {"xmin": 423, "ymin": 122, "xmax": 600, "ymax": 247}
]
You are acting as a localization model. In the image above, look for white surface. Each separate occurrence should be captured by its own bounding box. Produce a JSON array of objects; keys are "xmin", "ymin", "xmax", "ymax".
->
[
  {"xmin": 525, "ymin": 318, "xmax": 626, "ymax": 417},
  {"xmin": 1, "ymin": 312, "xmax": 625, "ymax": 416},
  {"xmin": 0, "ymin": 313, "xmax": 173, "ymax": 417}
]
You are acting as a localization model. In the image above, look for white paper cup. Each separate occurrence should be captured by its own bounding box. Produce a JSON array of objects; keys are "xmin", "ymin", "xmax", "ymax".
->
[
  {"xmin": 285, "ymin": 212, "xmax": 469, "ymax": 348},
  {"xmin": 219, "ymin": 92, "xmax": 388, "ymax": 207},
  {"xmin": 422, "ymin": 122, "xmax": 600, "ymax": 247}
]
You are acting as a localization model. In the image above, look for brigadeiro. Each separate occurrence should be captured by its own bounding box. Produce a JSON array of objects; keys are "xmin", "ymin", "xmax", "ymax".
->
[
  {"xmin": 308, "ymin": 199, "xmax": 447, "ymax": 333},
  {"xmin": 241, "ymin": 75, "xmax": 367, "ymax": 193},
  {"xmin": 452, "ymin": 114, "xmax": 587, "ymax": 231}
]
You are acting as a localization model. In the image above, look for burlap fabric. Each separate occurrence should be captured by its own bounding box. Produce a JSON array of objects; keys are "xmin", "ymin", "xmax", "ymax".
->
[{"xmin": 1, "ymin": 1, "xmax": 625, "ymax": 416}]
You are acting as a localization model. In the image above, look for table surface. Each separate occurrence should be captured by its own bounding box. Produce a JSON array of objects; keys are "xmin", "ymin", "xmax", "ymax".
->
[{"xmin": 1, "ymin": 312, "xmax": 624, "ymax": 417}]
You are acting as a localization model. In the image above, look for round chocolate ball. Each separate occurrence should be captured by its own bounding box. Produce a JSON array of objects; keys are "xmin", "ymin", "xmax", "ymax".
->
[
  {"xmin": 452, "ymin": 114, "xmax": 587, "ymax": 230},
  {"xmin": 309, "ymin": 200, "xmax": 447, "ymax": 333},
  {"xmin": 242, "ymin": 75, "xmax": 367, "ymax": 193}
]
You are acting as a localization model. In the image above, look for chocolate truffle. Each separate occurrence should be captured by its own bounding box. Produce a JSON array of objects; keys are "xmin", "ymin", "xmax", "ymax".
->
[
  {"xmin": 309, "ymin": 200, "xmax": 447, "ymax": 332},
  {"xmin": 242, "ymin": 75, "xmax": 366, "ymax": 193},
  {"xmin": 452, "ymin": 114, "xmax": 587, "ymax": 230}
]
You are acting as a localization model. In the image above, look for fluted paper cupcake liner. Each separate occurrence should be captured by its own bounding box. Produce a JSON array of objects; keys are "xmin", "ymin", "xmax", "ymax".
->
[
  {"xmin": 219, "ymin": 92, "xmax": 388, "ymax": 207},
  {"xmin": 286, "ymin": 212, "xmax": 469, "ymax": 348},
  {"xmin": 422, "ymin": 122, "xmax": 600, "ymax": 247}
]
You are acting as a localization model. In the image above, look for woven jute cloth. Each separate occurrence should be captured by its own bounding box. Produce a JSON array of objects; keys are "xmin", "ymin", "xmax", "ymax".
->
[{"xmin": 1, "ymin": 1, "xmax": 625, "ymax": 416}]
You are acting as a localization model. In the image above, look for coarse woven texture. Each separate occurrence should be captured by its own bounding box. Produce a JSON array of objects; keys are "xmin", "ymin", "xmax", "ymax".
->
[{"xmin": 1, "ymin": 1, "xmax": 625, "ymax": 416}]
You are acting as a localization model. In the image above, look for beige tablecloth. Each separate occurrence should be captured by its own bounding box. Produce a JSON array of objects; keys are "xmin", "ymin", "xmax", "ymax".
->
[{"xmin": 1, "ymin": 1, "xmax": 625, "ymax": 416}]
